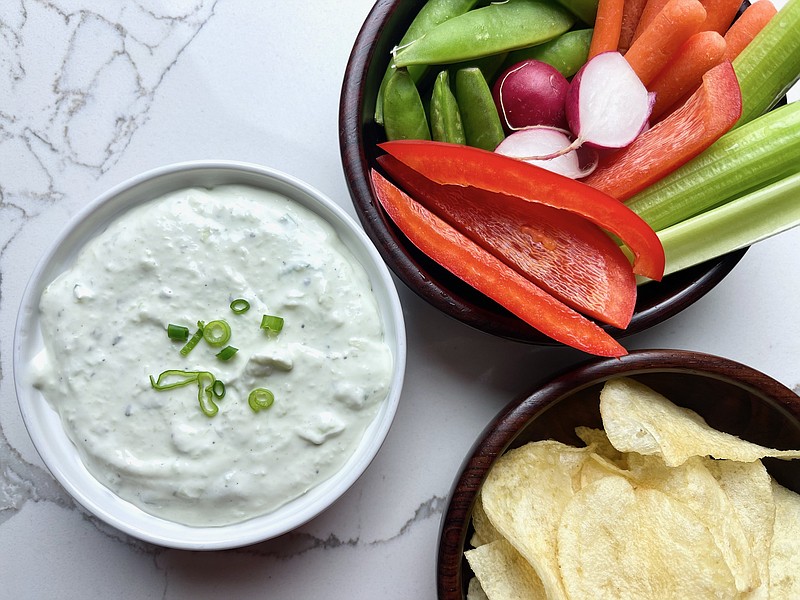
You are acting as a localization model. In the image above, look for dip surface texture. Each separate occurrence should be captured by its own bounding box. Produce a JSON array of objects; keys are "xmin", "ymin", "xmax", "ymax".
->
[{"xmin": 33, "ymin": 185, "xmax": 394, "ymax": 526}]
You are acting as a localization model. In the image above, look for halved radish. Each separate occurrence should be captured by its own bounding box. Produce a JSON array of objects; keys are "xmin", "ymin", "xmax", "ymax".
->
[
  {"xmin": 495, "ymin": 127, "xmax": 599, "ymax": 179},
  {"xmin": 566, "ymin": 51, "xmax": 654, "ymax": 150},
  {"xmin": 492, "ymin": 60, "xmax": 570, "ymax": 132}
]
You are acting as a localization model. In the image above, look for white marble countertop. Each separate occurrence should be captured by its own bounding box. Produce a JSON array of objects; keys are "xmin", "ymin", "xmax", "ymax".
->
[{"xmin": 1, "ymin": 1, "xmax": 798, "ymax": 598}]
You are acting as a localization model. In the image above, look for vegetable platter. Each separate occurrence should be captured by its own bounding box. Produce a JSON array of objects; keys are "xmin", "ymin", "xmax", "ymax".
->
[{"xmin": 341, "ymin": 0, "xmax": 800, "ymax": 356}]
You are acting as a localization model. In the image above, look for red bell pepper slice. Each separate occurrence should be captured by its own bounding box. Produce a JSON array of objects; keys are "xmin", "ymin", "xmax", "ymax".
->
[
  {"xmin": 370, "ymin": 169, "xmax": 628, "ymax": 357},
  {"xmin": 377, "ymin": 154, "xmax": 636, "ymax": 329},
  {"xmin": 582, "ymin": 61, "xmax": 742, "ymax": 201},
  {"xmin": 378, "ymin": 140, "xmax": 665, "ymax": 282}
]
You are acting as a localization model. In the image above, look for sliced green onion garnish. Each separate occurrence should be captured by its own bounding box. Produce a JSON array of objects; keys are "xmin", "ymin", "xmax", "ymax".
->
[
  {"xmin": 149, "ymin": 370, "xmax": 200, "ymax": 390},
  {"xmin": 196, "ymin": 371, "xmax": 219, "ymax": 417},
  {"xmin": 230, "ymin": 298, "xmax": 251, "ymax": 314},
  {"xmin": 149, "ymin": 370, "xmax": 222, "ymax": 417},
  {"xmin": 180, "ymin": 321, "xmax": 205, "ymax": 356},
  {"xmin": 203, "ymin": 319, "xmax": 231, "ymax": 346},
  {"xmin": 216, "ymin": 345, "xmax": 238, "ymax": 361},
  {"xmin": 248, "ymin": 388, "xmax": 275, "ymax": 413},
  {"xmin": 260, "ymin": 314, "xmax": 284, "ymax": 335},
  {"xmin": 167, "ymin": 324, "xmax": 190, "ymax": 341}
]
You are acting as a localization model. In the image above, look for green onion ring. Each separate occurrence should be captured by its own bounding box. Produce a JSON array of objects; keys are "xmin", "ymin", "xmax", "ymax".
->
[
  {"xmin": 167, "ymin": 324, "xmax": 190, "ymax": 341},
  {"xmin": 260, "ymin": 314, "xmax": 284, "ymax": 335},
  {"xmin": 230, "ymin": 298, "xmax": 251, "ymax": 314},
  {"xmin": 212, "ymin": 379, "xmax": 226, "ymax": 399},
  {"xmin": 149, "ymin": 369, "xmax": 200, "ymax": 390},
  {"xmin": 180, "ymin": 321, "xmax": 205, "ymax": 356},
  {"xmin": 216, "ymin": 345, "xmax": 238, "ymax": 361},
  {"xmin": 203, "ymin": 319, "xmax": 231, "ymax": 347},
  {"xmin": 196, "ymin": 371, "xmax": 219, "ymax": 417},
  {"xmin": 248, "ymin": 388, "xmax": 275, "ymax": 413}
]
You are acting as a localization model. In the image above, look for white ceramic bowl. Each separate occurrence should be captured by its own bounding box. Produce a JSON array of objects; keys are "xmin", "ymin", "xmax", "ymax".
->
[{"xmin": 13, "ymin": 160, "xmax": 406, "ymax": 550}]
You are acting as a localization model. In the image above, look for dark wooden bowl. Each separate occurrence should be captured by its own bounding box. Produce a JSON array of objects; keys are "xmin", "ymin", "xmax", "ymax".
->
[
  {"xmin": 339, "ymin": 0, "xmax": 747, "ymax": 345},
  {"xmin": 436, "ymin": 349, "xmax": 800, "ymax": 598}
]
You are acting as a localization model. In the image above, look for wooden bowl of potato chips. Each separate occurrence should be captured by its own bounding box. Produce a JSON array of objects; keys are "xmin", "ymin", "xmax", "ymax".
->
[{"xmin": 437, "ymin": 349, "xmax": 800, "ymax": 599}]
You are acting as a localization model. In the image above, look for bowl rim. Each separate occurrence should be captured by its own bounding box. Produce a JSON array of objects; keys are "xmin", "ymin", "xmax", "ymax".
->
[
  {"xmin": 13, "ymin": 159, "xmax": 407, "ymax": 550},
  {"xmin": 436, "ymin": 348, "xmax": 800, "ymax": 598},
  {"xmin": 339, "ymin": 0, "xmax": 748, "ymax": 346}
]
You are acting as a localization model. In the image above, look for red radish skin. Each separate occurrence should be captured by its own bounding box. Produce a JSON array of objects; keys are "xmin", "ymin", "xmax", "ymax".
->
[
  {"xmin": 566, "ymin": 51, "xmax": 654, "ymax": 150},
  {"xmin": 492, "ymin": 60, "xmax": 570, "ymax": 132}
]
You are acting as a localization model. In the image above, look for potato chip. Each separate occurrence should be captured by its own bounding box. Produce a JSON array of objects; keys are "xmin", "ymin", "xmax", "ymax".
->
[
  {"xmin": 705, "ymin": 458, "xmax": 775, "ymax": 598},
  {"xmin": 467, "ymin": 378, "xmax": 800, "ymax": 599},
  {"xmin": 465, "ymin": 539, "xmax": 547, "ymax": 600},
  {"xmin": 625, "ymin": 454, "xmax": 760, "ymax": 593},
  {"xmin": 557, "ymin": 474, "xmax": 739, "ymax": 599},
  {"xmin": 578, "ymin": 452, "xmax": 629, "ymax": 488},
  {"xmin": 467, "ymin": 577, "xmax": 490, "ymax": 600},
  {"xmin": 768, "ymin": 481, "xmax": 800, "ymax": 599},
  {"xmin": 599, "ymin": 377, "xmax": 800, "ymax": 467},
  {"xmin": 480, "ymin": 440, "xmax": 593, "ymax": 600},
  {"xmin": 470, "ymin": 490, "xmax": 502, "ymax": 548},
  {"xmin": 575, "ymin": 426, "xmax": 628, "ymax": 467}
]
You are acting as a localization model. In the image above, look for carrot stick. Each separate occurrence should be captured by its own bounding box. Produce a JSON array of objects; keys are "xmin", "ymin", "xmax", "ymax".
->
[
  {"xmin": 723, "ymin": 0, "xmax": 778, "ymax": 61},
  {"xmin": 619, "ymin": 0, "xmax": 650, "ymax": 52},
  {"xmin": 589, "ymin": 0, "xmax": 626, "ymax": 58},
  {"xmin": 630, "ymin": 0, "xmax": 671, "ymax": 43},
  {"xmin": 625, "ymin": 0, "xmax": 707, "ymax": 86},
  {"xmin": 649, "ymin": 31, "xmax": 727, "ymax": 120},
  {"xmin": 700, "ymin": 0, "xmax": 748, "ymax": 34}
]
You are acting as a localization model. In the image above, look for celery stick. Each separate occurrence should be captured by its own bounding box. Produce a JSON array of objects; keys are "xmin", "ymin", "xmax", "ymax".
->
[
  {"xmin": 656, "ymin": 171, "xmax": 800, "ymax": 277},
  {"xmin": 626, "ymin": 102, "xmax": 800, "ymax": 231},
  {"xmin": 733, "ymin": 0, "xmax": 800, "ymax": 126}
]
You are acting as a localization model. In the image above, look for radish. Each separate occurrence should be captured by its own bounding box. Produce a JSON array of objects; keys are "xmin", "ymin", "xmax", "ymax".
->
[
  {"xmin": 492, "ymin": 60, "xmax": 569, "ymax": 132},
  {"xmin": 495, "ymin": 127, "xmax": 599, "ymax": 179},
  {"xmin": 566, "ymin": 51, "xmax": 654, "ymax": 150}
]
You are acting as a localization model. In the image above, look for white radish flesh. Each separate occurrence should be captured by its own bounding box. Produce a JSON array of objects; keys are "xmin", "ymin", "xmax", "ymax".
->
[
  {"xmin": 495, "ymin": 127, "xmax": 599, "ymax": 179},
  {"xmin": 566, "ymin": 51, "xmax": 654, "ymax": 150}
]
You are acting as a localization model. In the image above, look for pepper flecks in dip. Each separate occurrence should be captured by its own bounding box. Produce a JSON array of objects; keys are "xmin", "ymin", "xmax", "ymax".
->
[{"xmin": 31, "ymin": 185, "xmax": 394, "ymax": 526}]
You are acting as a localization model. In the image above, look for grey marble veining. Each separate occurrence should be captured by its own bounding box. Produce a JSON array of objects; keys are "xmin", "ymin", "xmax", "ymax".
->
[{"xmin": 1, "ymin": 0, "xmax": 219, "ymax": 528}]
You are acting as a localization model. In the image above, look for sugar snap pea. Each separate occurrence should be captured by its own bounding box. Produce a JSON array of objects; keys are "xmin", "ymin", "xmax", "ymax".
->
[
  {"xmin": 375, "ymin": 0, "xmax": 479, "ymax": 124},
  {"xmin": 455, "ymin": 67, "xmax": 504, "ymax": 151},
  {"xmin": 383, "ymin": 67, "xmax": 431, "ymax": 141},
  {"xmin": 448, "ymin": 51, "xmax": 509, "ymax": 84},
  {"xmin": 393, "ymin": 0, "xmax": 574, "ymax": 67},
  {"xmin": 503, "ymin": 28, "xmax": 593, "ymax": 78},
  {"xmin": 430, "ymin": 71, "xmax": 466, "ymax": 144},
  {"xmin": 553, "ymin": 0, "xmax": 598, "ymax": 26}
]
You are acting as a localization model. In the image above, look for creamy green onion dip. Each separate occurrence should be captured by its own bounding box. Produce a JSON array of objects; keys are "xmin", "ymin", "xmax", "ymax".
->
[{"xmin": 31, "ymin": 185, "xmax": 393, "ymax": 526}]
